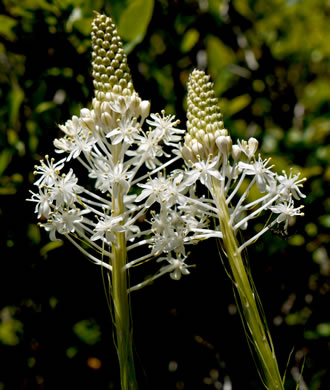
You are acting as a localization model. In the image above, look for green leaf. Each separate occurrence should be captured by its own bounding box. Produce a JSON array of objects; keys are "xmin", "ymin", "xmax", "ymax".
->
[
  {"xmin": 80, "ymin": 0, "xmax": 104, "ymax": 16},
  {"xmin": 35, "ymin": 101, "xmax": 56, "ymax": 113},
  {"xmin": 288, "ymin": 234, "xmax": 305, "ymax": 246},
  {"xmin": 226, "ymin": 94, "xmax": 251, "ymax": 117},
  {"xmin": 26, "ymin": 120, "xmax": 39, "ymax": 154},
  {"xmin": 285, "ymin": 308, "xmax": 312, "ymax": 326},
  {"xmin": 66, "ymin": 346, "xmax": 78, "ymax": 358},
  {"xmin": 8, "ymin": 85, "xmax": 24, "ymax": 128},
  {"xmin": 316, "ymin": 322, "xmax": 330, "ymax": 337},
  {"xmin": 206, "ymin": 36, "xmax": 236, "ymax": 95},
  {"xmin": 11, "ymin": 0, "xmax": 59, "ymax": 13},
  {"xmin": 304, "ymin": 323, "xmax": 330, "ymax": 339},
  {"xmin": 304, "ymin": 330, "xmax": 319, "ymax": 340},
  {"xmin": 118, "ymin": 0, "xmax": 154, "ymax": 49},
  {"xmin": 0, "ymin": 307, "xmax": 23, "ymax": 346},
  {"xmin": 0, "ymin": 15, "xmax": 18, "ymax": 41},
  {"xmin": 40, "ymin": 240, "xmax": 63, "ymax": 258},
  {"xmin": 27, "ymin": 224, "xmax": 41, "ymax": 245},
  {"xmin": 181, "ymin": 28, "xmax": 199, "ymax": 53},
  {"xmin": 319, "ymin": 215, "xmax": 330, "ymax": 229},
  {"xmin": 73, "ymin": 319, "xmax": 101, "ymax": 345},
  {"xmin": 207, "ymin": 36, "xmax": 235, "ymax": 69},
  {"xmin": 71, "ymin": 16, "xmax": 94, "ymax": 36},
  {"xmin": 233, "ymin": 0, "xmax": 255, "ymax": 20},
  {"xmin": 0, "ymin": 149, "xmax": 12, "ymax": 176}
]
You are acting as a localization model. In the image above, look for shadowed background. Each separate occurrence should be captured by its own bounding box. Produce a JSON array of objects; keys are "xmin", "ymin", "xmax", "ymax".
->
[{"xmin": 0, "ymin": 0, "xmax": 329, "ymax": 389}]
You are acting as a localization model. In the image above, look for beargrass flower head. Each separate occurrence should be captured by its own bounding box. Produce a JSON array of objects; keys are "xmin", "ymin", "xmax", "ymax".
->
[
  {"xmin": 28, "ymin": 15, "xmax": 306, "ymax": 290},
  {"xmin": 27, "ymin": 12, "xmax": 308, "ymax": 390},
  {"xmin": 29, "ymin": 14, "xmax": 210, "ymax": 291},
  {"xmin": 178, "ymin": 68, "xmax": 306, "ymax": 390},
  {"xmin": 179, "ymin": 68, "xmax": 306, "ymax": 254}
]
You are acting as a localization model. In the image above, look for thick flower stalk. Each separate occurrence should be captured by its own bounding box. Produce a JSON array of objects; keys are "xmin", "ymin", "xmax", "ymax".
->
[
  {"xmin": 28, "ymin": 13, "xmax": 197, "ymax": 390},
  {"xmin": 180, "ymin": 69, "xmax": 305, "ymax": 390},
  {"xmin": 28, "ymin": 13, "xmax": 306, "ymax": 390}
]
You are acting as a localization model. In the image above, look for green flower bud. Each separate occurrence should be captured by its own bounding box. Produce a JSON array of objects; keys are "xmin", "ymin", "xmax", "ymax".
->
[
  {"xmin": 184, "ymin": 69, "xmax": 227, "ymax": 161},
  {"xmin": 91, "ymin": 13, "xmax": 134, "ymax": 100}
]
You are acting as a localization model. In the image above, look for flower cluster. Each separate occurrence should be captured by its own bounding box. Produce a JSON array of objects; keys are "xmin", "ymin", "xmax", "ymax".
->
[
  {"xmin": 28, "ymin": 15, "xmax": 306, "ymax": 292},
  {"xmin": 180, "ymin": 69, "xmax": 305, "ymax": 251},
  {"xmin": 29, "ymin": 88, "xmax": 199, "ymax": 286}
]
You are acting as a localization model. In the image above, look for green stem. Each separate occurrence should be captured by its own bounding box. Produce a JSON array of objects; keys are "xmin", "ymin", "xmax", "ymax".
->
[
  {"xmin": 212, "ymin": 177, "xmax": 284, "ymax": 390},
  {"xmin": 112, "ymin": 193, "xmax": 138, "ymax": 390}
]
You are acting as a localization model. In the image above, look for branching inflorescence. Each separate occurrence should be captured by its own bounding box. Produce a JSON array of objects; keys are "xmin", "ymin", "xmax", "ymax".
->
[{"xmin": 28, "ymin": 12, "xmax": 306, "ymax": 390}]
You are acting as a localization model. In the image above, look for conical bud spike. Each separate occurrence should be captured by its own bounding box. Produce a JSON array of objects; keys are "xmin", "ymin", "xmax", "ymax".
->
[
  {"xmin": 91, "ymin": 12, "xmax": 134, "ymax": 100},
  {"xmin": 184, "ymin": 69, "xmax": 228, "ymax": 161}
]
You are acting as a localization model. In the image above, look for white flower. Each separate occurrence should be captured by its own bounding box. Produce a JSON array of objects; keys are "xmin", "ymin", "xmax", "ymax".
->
[
  {"xmin": 54, "ymin": 127, "xmax": 97, "ymax": 161},
  {"xmin": 43, "ymin": 207, "xmax": 88, "ymax": 241},
  {"xmin": 151, "ymin": 225, "xmax": 185, "ymax": 256},
  {"xmin": 129, "ymin": 131, "xmax": 165, "ymax": 169},
  {"xmin": 158, "ymin": 254, "xmax": 191, "ymax": 280},
  {"xmin": 165, "ymin": 171, "xmax": 188, "ymax": 207},
  {"xmin": 106, "ymin": 162, "xmax": 133, "ymax": 198},
  {"xmin": 135, "ymin": 174, "xmax": 169, "ymax": 208},
  {"xmin": 269, "ymin": 197, "xmax": 304, "ymax": 232},
  {"xmin": 184, "ymin": 156, "xmax": 222, "ymax": 187},
  {"xmin": 55, "ymin": 111, "xmax": 99, "ymax": 161},
  {"xmin": 91, "ymin": 215, "xmax": 126, "ymax": 244},
  {"xmin": 237, "ymin": 137, "xmax": 258, "ymax": 160},
  {"xmin": 88, "ymin": 159, "xmax": 112, "ymax": 193},
  {"xmin": 277, "ymin": 169, "xmax": 306, "ymax": 200},
  {"xmin": 28, "ymin": 188, "xmax": 52, "ymax": 218},
  {"xmin": 49, "ymin": 168, "xmax": 83, "ymax": 208},
  {"xmin": 54, "ymin": 137, "xmax": 74, "ymax": 155},
  {"xmin": 239, "ymin": 155, "xmax": 275, "ymax": 192},
  {"xmin": 146, "ymin": 111, "xmax": 184, "ymax": 146},
  {"xmin": 33, "ymin": 156, "xmax": 65, "ymax": 187},
  {"xmin": 58, "ymin": 116, "xmax": 81, "ymax": 137},
  {"xmin": 89, "ymin": 160, "xmax": 133, "ymax": 196},
  {"xmin": 106, "ymin": 116, "xmax": 140, "ymax": 145},
  {"xmin": 108, "ymin": 94, "xmax": 134, "ymax": 115},
  {"xmin": 68, "ymin": 131, "xmax": 96, "ymax": 161},
  {"xmin": 149, "ymin": 208, "xmax": 189, "ymax": 257}
]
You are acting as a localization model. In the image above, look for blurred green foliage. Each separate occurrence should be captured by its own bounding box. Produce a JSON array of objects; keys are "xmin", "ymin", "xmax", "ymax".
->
[
  {"xmin": 0, "ymin": 0, "xmax": 329, "ymax": 389},
  {"xmin": 73, "ymin": 319, "xmax": 101, "ymax": 346}
]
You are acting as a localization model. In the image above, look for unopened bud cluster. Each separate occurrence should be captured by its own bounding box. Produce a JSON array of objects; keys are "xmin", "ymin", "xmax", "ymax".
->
[
  {"xmin": 182, "ymin": 69, "xmax": 231, "ymax": 162},
  {"xmin": 91, "ymin": 13, "xmax": 134, "ymax": 100}
]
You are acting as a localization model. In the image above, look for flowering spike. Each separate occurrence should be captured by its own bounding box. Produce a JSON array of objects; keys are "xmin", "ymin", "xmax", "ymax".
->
[
  {"xmin": 28, "ymin": 13, "xmax": 307, "ymax": 390},
  {"xmin": 184, "ymin": 69, "xmax": 227, "ymax": 161},
  {"xmin": 91, "ymin": 13, "xmax": 134, "ymax": 100}
]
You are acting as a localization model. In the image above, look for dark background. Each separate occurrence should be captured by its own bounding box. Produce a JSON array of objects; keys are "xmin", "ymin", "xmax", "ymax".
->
[{"xmin": 0, "ymin": 0, "xmax": 329, "ymax": 389}]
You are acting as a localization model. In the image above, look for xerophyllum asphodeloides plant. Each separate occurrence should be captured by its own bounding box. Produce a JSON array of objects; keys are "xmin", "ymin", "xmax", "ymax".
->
[{"xmin": 28, "ymin": 12, "xmax": 306, "ymax": 390}]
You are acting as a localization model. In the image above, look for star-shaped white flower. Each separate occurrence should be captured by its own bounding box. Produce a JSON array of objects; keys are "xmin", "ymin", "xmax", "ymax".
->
[
  {"xmin": 33, "ymin": 155, "xmax": 65, "ymax": 187},
  {"xmin": 184, "ymin": 156, "xmax": 222, "ymax": 187},
  {"xmin": 269, "ymin": 197, "xmax": 304, "ymax": 232},
  {"xmin": 49, "ymin": 168, "xmax": 83, "ymax": 208},
  {"xmin": 146, "ymin": 111, "xmax": 184, "ymax": 146},
  {"xmin": 91, "ymin": 215, "xmax": 126, "ymax": 244},
  {"xmin": 239, "ymin": 155, "xmax": 275, "ymax": 193},
  {"xmin": 277, "ymin": 169, "xmax": 306, "ymax": 200}
]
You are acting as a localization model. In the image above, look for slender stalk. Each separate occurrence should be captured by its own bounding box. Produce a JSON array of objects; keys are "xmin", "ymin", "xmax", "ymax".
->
[
  {"xmin": 112, "ymin": 192, "xmax": 138, "ymax": 390},
  {"xmin": 211, "ymin": 177, "xmax": 284, "ymax": 390}
]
